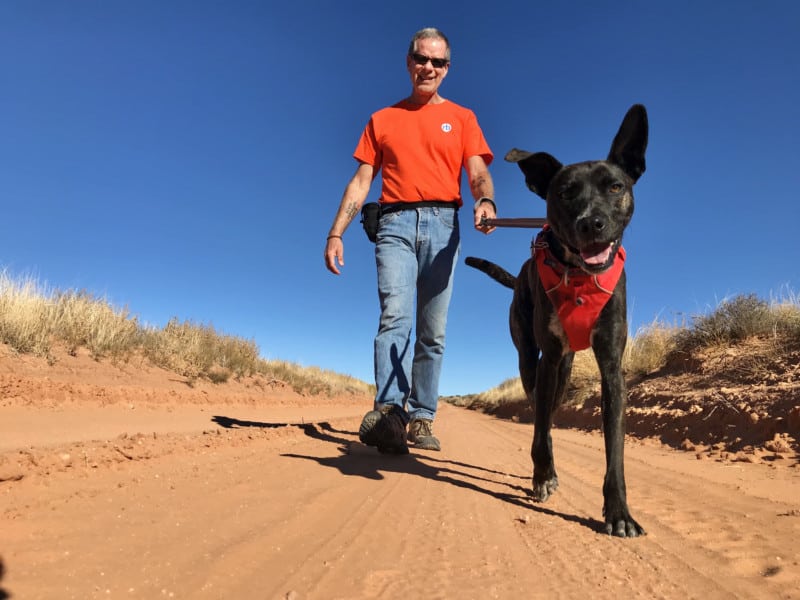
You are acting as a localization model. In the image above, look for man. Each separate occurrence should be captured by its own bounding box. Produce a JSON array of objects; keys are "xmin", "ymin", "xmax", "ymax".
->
[{"xmin": 324, "ymin": 27, "xmax": 496, "ymax": 454}]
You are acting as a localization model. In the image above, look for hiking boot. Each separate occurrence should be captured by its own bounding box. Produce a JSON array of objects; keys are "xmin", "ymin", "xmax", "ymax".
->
[
  {"xmin": 408, "ymin": 418, "xmax": 441, "ymax": 451},
  {"xmin": 358, "ymin": 405, "xmax": 409, "ymax": 455},
  {"xmin": 358, "ymin": 407, "xmax": 386, "ymax": 447}
]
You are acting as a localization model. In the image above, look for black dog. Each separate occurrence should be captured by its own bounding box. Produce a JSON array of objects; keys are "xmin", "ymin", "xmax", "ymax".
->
[{"xmin": 466, "ymin": 104, "xmax": 648, "ymax": 537}]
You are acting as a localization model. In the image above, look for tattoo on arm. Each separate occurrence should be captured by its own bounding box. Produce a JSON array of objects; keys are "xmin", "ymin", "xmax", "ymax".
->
[
  {"xmin": 345, "ymin": 202, "xmax": 359, "ymax": 225},
  {"xmin": 471, "ymin": 174, "xmax": 494, "ymax": 199}
]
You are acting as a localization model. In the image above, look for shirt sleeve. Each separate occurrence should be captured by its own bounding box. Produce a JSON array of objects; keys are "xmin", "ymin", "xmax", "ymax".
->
[
  {"xmin": 463, "ymin": 110, "xmax": 494, "ymax": 167},
  {"xmin": 353, "ymin": 117, "xmax": 382, "ymax": 170}
]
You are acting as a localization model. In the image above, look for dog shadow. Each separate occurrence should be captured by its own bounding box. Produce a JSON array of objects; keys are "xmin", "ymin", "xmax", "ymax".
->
[
  {"xmin": 210, "ymin": 413, "xmax": 604, "ymax": 534},
  {"xmin": 283, "ymin": 448, "xmax": 602, "ymax": 533},
  {"xmin": 0, "ymin": 556, "xmax": 10, "ymax": 600}
]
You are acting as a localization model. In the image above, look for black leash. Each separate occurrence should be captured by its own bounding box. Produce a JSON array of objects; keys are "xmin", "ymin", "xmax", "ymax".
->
[{"xmin": 481, "ymin": 217, "xmax": 547, "ymax": 229}]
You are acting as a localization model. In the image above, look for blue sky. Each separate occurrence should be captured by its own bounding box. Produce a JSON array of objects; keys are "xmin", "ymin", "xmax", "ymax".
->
[{"xmin": 1, "ymin": 1, "xmax": 798, "ymax": 396}]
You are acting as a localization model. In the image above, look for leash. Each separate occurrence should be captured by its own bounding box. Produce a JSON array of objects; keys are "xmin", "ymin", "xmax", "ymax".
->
[{"xmin": 480, "ymin": 216, "xmax": 547, "ymax": 229}]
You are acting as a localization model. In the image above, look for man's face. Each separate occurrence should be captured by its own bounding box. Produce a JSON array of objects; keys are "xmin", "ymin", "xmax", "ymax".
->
[{"xmin": 406, "ymin": 37, "xmax": 449, "ymax": 96}]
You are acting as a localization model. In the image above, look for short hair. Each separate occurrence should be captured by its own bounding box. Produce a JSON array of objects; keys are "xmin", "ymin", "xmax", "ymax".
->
[{"xmin": 408, "ymin": 27, "xmax": 450, "ymax": 61}]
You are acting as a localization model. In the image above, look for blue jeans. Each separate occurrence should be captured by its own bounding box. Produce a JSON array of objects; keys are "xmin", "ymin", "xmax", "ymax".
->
[{"xmin": 373, "ymin": 206, "xmax": 460, "ymax": 423}]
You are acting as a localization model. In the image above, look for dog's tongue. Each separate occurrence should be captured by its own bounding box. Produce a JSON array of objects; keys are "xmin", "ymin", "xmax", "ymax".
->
[{"xmin": 581, "ymin": 244, "xmax": 613, "ymax": 266}]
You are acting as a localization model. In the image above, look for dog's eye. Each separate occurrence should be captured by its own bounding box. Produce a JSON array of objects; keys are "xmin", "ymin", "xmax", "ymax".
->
[
  {"xmin": 608, "ymin": 182, "xmax": 624, "ymax": 194},
  {"xmin": 558, "ymin": 184, "xmax": 578, "ymax": 199}
]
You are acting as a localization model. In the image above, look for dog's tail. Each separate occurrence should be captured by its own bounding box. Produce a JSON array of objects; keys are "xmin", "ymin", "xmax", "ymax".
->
[{"xmin": 464, "ymin": 257, "xmax": 516, "ymax": 289}]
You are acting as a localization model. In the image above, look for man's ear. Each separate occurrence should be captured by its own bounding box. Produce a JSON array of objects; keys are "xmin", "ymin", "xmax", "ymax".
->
[{"xmin": 505, "ymin": 149, "xmax": 563, "ymax": 200}]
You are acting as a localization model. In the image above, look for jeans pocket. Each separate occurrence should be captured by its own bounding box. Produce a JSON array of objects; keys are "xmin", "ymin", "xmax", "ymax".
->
[
  {"xmin": 436, "ymin": 208, "xmax": 458, "ymax": 230},
  {"xmin": 380, "ymin": 210, "xmax": 403, "ymax": 227}
]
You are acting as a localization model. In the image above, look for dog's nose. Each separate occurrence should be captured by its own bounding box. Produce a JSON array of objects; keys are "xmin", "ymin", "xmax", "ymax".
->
[{"xmin": 577, "ymin": 215, "xmax": 606, "ymax": 236}]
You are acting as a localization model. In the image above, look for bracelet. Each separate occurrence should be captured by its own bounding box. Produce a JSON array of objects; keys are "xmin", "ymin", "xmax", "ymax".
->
[
  {"xmin": 327, "ymin": 234, "xmax": 342, "ymax": 240},
  {"xmin": 473, "ymin": 197, "xmax": 496, "ymax": 212}
]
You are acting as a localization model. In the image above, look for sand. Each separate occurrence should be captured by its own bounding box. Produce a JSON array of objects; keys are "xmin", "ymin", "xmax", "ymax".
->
[{"xmin": 1, "ymin": 348, "xmax": 798, "ymax": 599}]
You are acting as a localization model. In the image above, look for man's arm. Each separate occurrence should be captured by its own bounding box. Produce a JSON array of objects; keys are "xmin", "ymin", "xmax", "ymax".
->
[
  {"xmin": 466, "ymin": 155, "xmax": 496, "ymax": 234},
  {"xmin": 324, "ymin": 162, "xmax": 375, "ymax": 275}
]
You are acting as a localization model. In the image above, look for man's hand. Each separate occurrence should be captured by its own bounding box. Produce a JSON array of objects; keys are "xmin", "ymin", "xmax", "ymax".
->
[
  {"xmin": 474, "ymin": 197, "xmax": 496, "ymax": 234},
  {"xmin": 325, "ymin": 235, "xmax": 344, "ymax": 275}
]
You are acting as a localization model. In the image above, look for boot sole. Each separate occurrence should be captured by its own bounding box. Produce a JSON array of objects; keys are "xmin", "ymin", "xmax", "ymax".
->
[
  {"xmin": 358, "ymin": 410, "xmax": 383, "ymax": 446},
  {"xmin": 410, "ymin": 437, "xmax": 441, "ymax": 451}
]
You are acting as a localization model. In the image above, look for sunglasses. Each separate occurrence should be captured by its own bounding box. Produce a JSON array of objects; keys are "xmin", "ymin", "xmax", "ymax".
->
[{"xmin": 410, "ymin": 53, "xmax": 449, "ymax": 69}]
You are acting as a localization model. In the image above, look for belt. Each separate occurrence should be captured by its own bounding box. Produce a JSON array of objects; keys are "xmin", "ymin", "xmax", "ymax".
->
[{"xmin": 380, "ymin": 200, "xmax": 459, "ymax": 214}]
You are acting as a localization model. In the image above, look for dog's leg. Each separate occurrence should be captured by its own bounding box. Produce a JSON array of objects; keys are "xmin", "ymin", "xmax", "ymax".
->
[
  {"xmin": 516, "ymin": 341, "xmax": 538, "ymax": 399},
  {"xmin": 512, "ymin": 310, "xmax": 557, "ymax": 502},
  {"xmin": 529, "ymin": 351, "xmax": 573, "ymax": 502},
  {"xmin": 593, "ymin": 287, "xmax": 645, "ymax": 537},
  {"xmin": 509, "ymin": 272, "xmax": 557, "ymax": 501},
  {"xmin": 510, "ymin": 276, "xmax": 538, "ymax": 400},
  {"xmin": 531, "ymin": 354, "xmax": 559, "ymax": 502}
]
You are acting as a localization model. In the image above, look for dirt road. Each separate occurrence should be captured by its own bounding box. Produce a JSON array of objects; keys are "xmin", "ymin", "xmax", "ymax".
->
[{"xmin": 3, "ymin": 384, "xmax": 799, "ymax": 599}]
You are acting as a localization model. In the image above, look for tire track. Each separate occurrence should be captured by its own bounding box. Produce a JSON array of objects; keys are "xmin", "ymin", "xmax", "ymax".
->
[
  {"xmin": 3, "ymin": 403, "xmax": 798, "ymax": 599},
  {"xmin": 461, "ymin": 408, "xmax": 799, "ymax": 598}
]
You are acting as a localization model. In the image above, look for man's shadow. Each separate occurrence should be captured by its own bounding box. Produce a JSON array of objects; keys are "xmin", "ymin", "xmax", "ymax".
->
[
  {"xmin": 212, "ymin": 415, "xmax": 352, "ymax": 446},
  {"xmin": 212, "ymin": 414, "xmax": 603, "ymax": 533}
]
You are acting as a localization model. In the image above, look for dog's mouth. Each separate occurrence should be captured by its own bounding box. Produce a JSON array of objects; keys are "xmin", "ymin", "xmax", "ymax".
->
[
  {"xmin": 576, "ymin": 241, "xmax": 619, "ymax": 272},
  {"xmin": 545, "ymin": 226, "xmax": 621, "ymax": 274}
]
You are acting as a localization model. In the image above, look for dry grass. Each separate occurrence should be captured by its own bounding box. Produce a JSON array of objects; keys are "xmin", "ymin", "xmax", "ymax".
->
[
  {"xmin": 53, "ymin": 290, "xmax": 141, "ymax": 361},
  {"xmin": 470, "ymin": 376, "xmax": 525, "ymax": 406},
  {"xmin": 0, "ymin": 273, "xmax": 54, "ymax": 359},
  {"xmin": 623, "ymin": 319, "xmax": 679, "ymax": 376},
  {"xmin": 457, "ymin": 351, "xmax": 601, "ymax": 409},
  {"xmin": 446, "ymin": 291, "xmax": 800, "ymax": 409},
  {"xmin": 3, "ymin": 268, "xmax": 795, "ymax": 403},
  {"xmin": 0, "ymin": 271, "xmax": 373, "ymax": 396},
  {"xmin": 139, "ymin": 318, "xmax": 261, "ymax": 383},
  {"xmin": 568, "ymin": 351, "xmax": 601, "ymax": 406},
  {"xmin": 674, "ymin": 294, "xmax": 772, "ymax": 351},
  {"xmin": 259, "ymin": 361, "xmax": 372, "ymax": 397}
]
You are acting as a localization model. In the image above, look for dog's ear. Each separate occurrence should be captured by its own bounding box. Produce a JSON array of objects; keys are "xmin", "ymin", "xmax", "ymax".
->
[
  {"xmin": 505, "ymin": 149, "xmax": 563, "ymax": 200},
  {"xmin": 607, "ymin": 104, "xmax": 648, "ymax": 182}
]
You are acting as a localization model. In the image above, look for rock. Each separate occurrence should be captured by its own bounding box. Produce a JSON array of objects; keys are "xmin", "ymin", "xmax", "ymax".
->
[
  {"xmin": 0, "ymin": 467, "xmax": 25, "ymax": 482},
  {"xmin": 764, "ymin": 434, "xmax": 792, "ymax": 454},
  {"xmin": 733, "ymin": 452, "xmax": 757, "ymax": 463}
]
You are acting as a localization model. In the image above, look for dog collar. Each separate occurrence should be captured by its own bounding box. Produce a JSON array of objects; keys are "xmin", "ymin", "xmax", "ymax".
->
[{"xmin": 533, "ymin": 228, "xmax": 625, "ymax": 351}]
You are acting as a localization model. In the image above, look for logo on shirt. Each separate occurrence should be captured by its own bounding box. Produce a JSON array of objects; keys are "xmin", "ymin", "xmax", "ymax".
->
[{"xmin": 441, "ymin": 122, "xmax": 452, "ymax": 133}]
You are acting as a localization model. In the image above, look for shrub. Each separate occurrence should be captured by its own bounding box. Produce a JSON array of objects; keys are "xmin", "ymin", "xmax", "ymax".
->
[{"xmin": 675, "ymin": 294, "xmax": 774, "ymax": 351}]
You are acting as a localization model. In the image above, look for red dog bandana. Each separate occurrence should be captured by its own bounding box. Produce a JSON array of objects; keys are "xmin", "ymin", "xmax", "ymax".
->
[{"xmin": 534, "ymin": 230, "xmax": 625, "ymax": 352}]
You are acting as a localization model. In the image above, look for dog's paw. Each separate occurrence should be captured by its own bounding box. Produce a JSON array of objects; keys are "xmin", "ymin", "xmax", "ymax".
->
[
  {"xmin": 530, "ymin": 476, "xmax": 559, "ymax": 502},
  {"xmin": 604, "ymin": 513, "xmax": 646, "ymax": 538}
]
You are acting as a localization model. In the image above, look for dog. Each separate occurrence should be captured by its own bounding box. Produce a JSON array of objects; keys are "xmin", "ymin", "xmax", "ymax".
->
[{"xmin": 465, "ymin": 104, "xmax": 648, "ymax": 537}]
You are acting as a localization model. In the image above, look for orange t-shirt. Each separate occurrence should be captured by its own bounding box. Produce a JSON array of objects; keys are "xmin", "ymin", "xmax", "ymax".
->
[{"xmin": 353, "ymin": 99, "xmax": 493, "ymax": 207}]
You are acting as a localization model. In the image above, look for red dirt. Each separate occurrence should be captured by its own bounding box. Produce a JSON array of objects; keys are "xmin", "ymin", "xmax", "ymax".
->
[{"xmin": 1, "ymin": 346, "xmax": 799, "ymax": 599}]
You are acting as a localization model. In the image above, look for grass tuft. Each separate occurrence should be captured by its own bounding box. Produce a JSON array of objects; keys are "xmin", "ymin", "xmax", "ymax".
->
[
  {"xmin": 0, "ymin": 271, "xmax": 372, "ymax": 396},
  {"xmin": 445, "ymin": 291, "xmax": 800, "ymax": 409}
]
